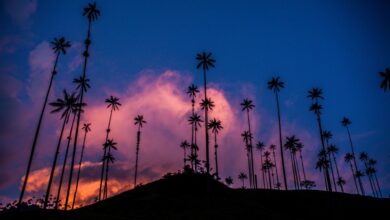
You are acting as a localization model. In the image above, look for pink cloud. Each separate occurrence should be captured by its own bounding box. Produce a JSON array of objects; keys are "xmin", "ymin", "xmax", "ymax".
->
[{"xmin": 2, "ymin": 0, "xmax": 37, "ymax": 27}]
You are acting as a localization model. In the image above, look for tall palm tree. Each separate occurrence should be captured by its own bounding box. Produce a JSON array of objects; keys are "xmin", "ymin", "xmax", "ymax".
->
[
  {"xmin": 359, "ymin": 152, "xmax": 377, "ymax": 197},
  {"xmin": 241, "ymin": 98, "xmax": 255, "ymax": 188},
  {"xmin": 187, "ymin": 84, "xmax": 200, "ymax": 169},
  {"xmin": 64, "ymin": 2, "xmax": 100, "ymax": 210},
  {"xmin": 267, "ymin": 76, "xmax": 288, "ymax": 190},
  {"xmin": 269, "ymin": 144, "xmax": 281, "ymax": 189},
  {"xmin": 43, "ymin": 90, "xmax": 78, "ymax": 209},
  {"xmin": 368, "ymin": 159, "xmax": 382, "ymax": 197},
  {"xmin": 341, "ymin": 117, "xmax": 364, "ymax": 195},
  {"xmin": 238, "ymin": 172, "xmax": 247, "ymax": 188},
  {"xmin": 379, "ymin": 67, "xmax": 390, "ymax": 91},
  {"xmin": 208, "ymin": 118, "xmax": 223, "ymax": 179},
  {"xmin": 316, "ymin": 156, "xmax": 330, "ymax": 187},
  {"xmin": 336, "ymin": 177, "xmax": 346, "ymax": 192},
  {"xmin": 327, "ymin": 144, "xmax": 344, "ymax": 192},
  {"xmin": 284, "ymin": 135, "xmax": 301, "ymax": 189},
  {"xmin": 103, "ymin": 139, "xmax": 117, "ymax": 199},
  {"xmin": 19, "ymin": 37, "xmax": 71, "ymax": 206},
  {"xmin": 255, "ymin": 141, "xmax": 266, "ymax": 188},
  {"xmin": 188, "ymin": 113, "xmax": 203, "ymax": 171},
  {"xmin": 308, "ymin": 88, "xmax": 332, "ymax": 192},
  {"xmin": 72, "ymin": 122, "xmax": 91, "ymax": 209},
  {"xmin": 99, "ymin": 96, "xmax": 121, "ymax": 201},
  {"xmin": 55, "ymin": 103, "xmax": 80, "ymax": 210},
  {"xmin": 295, "ymin": 142, "xmax": 306, "ymax": 183},
  {"xmin": 323, "ymin": 130, "xmax": 337, "ymax": 191},
  {"xmin": 180, "ymin": 140, "xmax": 190, "ymax": 167},
  {"xmin": 241, "ymin": 131, "xmax": 253, "ymax": 188},
  {"xmin": 196, "ymin": 52, "xmax": 215, "ymax": 175},
  {"xmin": 345, "ymin": 153, "xmax": 360, "ymax": 194},
  {"xmin": 134, "ymin": 115, "xmax": 146, "ymax": 187},
  {"xmin": 262, "ymin": 152, "xmax": 274, "ymax": 189}
]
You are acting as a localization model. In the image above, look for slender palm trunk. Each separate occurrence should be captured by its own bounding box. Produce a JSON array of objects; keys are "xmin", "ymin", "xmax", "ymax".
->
[
  {"xmin": 325, "ymin": 141, "xmax": 337, "ymax": 192},
  {"xmin": 44, "ymin": 112, "xmax": 69, "ymax": 209},
  {"xmin": 190, "ymin": 99, "xmax": 195, "ymax": 169},
  {"xmin": 71, "ymin": 129, "xmax": 88, "ymax": 209},
  {"xmin": 202, "ymin": 68, "xmax": 210, "ymax": 175},
  {"xmin": 64, "ymin": 20, "xmax": 92, "ymax": 210},
  {"xmin": 349, "ymin": 162, "xmax": 359, "ymax": 194},
  {"xmin": 259, "ymin": 150, "xmax": 265, "ymax": 188},
  {"xmin": 290, "ymin": 153, "xmax": 297, "ymax": 189},
  {"xmin": 293, "ymin": 154, "xmax": 301, "ymax": 189},
  {"xmin": 299, "ymin": 152, "xmax": 306, "ymax": 181},
  {"xmin": 272, "ymin": 150, "xmax": 280, "ymax": 187},
  {"xmin": 19, "ymin": 52, "xmax": 60, "ymax": 206},
  {"xmin": 99, "ymin": 109, "xmax": 113, "ymax": 200},
  {"xmin": 55, "ymin": 112, "xmax": 76, "ymax": 209},
  {"xmin": 103, "ymin": 147, "xmax": 112, "ymax": 199},
  {"xmin": 374, "ymin": 173, "xmax": 382, "ymax": 197},
  {"xmin": 346, "ymin": 127, "xmax": 364, "ymax": 195},
  {"xmin": 362, "ymin": 162, "xmax": 377, "ymax": 197},
  {"xmin": 316, "ymin": 115, "xmax": 332, "ymax": 192},
  {"xmin": 194, "ymin": 126, "xmax": 198, "ymax": 171},
  {"xmin": 214, "ymin": 133, "xmax": 219, "ymax": 179},
  {"xmin": 246, "ymin": 109, "xmax": 255, "ymax": 188},
  {"xmin": 246, "ymin": 145, "xmax": 252, "ymax": 188},
  {"xmin": 268, "ymin": 168, "xmax": 272, "ymax": 188},
  {"xmin": 332, "ymin": 154, "xmax": 344, "ymax": 192},
  {"xmin": 134, "ymin": 127, "xmax": 141, "ymax": 187},
  {"xmin": 275, "ymin": 93, "xmax": 288, "ymax": 190},
  {"xmin": 183, "ymin": 148, "xmax": 186, "ymax": 168},
  {"xmin": 241, "ymin": 179, "xmax": 245, "ymax": 188}
]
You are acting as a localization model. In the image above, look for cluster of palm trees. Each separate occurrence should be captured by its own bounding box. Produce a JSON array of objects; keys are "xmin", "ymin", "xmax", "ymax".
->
[
  {"xmin": 18, "ymin": 2, "xmax": 389, "ymax": 210},
  {"xmin": 18, "ymin": 2, "xmax": 100, "ymax": 210}
]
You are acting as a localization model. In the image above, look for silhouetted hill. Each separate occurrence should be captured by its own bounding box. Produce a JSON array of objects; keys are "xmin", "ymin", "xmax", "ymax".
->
[{"xmin": 1, "ymin": 172, "xmax": 389, "ymax": 219}]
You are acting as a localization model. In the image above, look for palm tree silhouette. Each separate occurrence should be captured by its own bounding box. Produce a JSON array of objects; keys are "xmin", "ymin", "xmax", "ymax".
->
[
  {"xmin": 295, "ymin": 142, "xmax": 306, "ymax": 184},
  {"xmin": 225, "ymin": 176, "xmax": 233, "ymax": 186},
  {"xmin": 55, "ymin": 98, "xmax": 83, "ymax": 210},
  {"xmin": 344, "ymin": 153, "xmax": 360, "ymax": 194},
  {"xmin": 72, "ymin": 122, "xmax": 91, "ymax": 209},
  {"xmin": 269, "ymin": 144, "xmax": 281, "ymax": 189},
  {"xmin": 323, "ymin": 130, "xmax": 337, "ymax": 192},
  {"xmin": 43, "ymin": 90, "xmax": 78, "ymax": 209},
  {"xmin": 134, "ymin": 115, "xmax": 146, "ymax": 187},
  {"xmin": 99, "ymin": 96, "xmax": 121, "ymax": 201},
  {"xmin": 64, "ymin": 2, "xmax": 100, "ymax": 210},
  {"xmin": 327, "ymin": 144, "xmax": 344, "ymax": 192},
  {"xmin": 359, "ymin": 152, "xmax": 377, "ymax": 197},
  {"xmin": 103, "ymin": 139, "xmax": 118, "ymax": 199},
  {"xmin": 379, "ymin": 67, "xmax": 390, "ymax": 91},
  {"xmin": 368, "ymin": 159, "xmax": 382, "ymax": 197},
  {"xmin": 188, "ymin": 113, "xmax": 203, "ymax": 171},
  {"xmin": 267, "ymin": 76, "xmax": 288, "ymax": 190},
  {"xmin": 308, "ymin": 88, "xmax": 332, "ymax": 192},
  {"xmin": 208, "ymin": 118, "xmax": 223, "ymax": 179},
  {"xmin": 19, "ymin": 37, "xmax": 71, "ymax": 206},
  {"xmin": 241, "ymin": 131, "xmax": 253, "ymax": 188},
  {"xmin": 341, "ymin": 117, "xmax": 364, "ymax": 195},
  {"xmin": 284, "ymin": 135, "xmax": 301, "ymax": 189},
  {"xmin": 196, "ymin": 52, "xmax": 215, "ymax": 175},
  {"xmin": 336, "ymin": 177, "xmax": 346, "ymax": 192},
  {"xmin": 316, "ymin": 155, "xmax": 330, "ymax": 185},
  {"xmin": 241, "ymin": 98, "xmax": 255, "ymax": 188},
  {"xmin": 262, "ymin": 152, "xmax": 274, "ymax": 189},
  {"xmin": 255, "ymin": 141, "xmax": 266, "ymax": 188},
  {"xmin": 186, "ymin": 84, "xmax": 200, "ymax": 169},
  {"xmin": 180, "ymin": 140, "xmax": 190, "ymax": 167},
  {"xmin": 238, "ymin": 172, "xmax": 247, "ymax": 188}
]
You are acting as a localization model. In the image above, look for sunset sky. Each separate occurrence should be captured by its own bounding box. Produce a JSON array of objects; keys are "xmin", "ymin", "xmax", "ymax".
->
[{"xmin": 1, "ymin": 0, "xmax": 389, "ymax": 205}]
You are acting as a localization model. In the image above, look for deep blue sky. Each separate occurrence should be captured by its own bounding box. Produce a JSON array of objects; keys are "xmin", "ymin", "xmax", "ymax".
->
[{"xmin": 1, "ymin": 0, "xmax": 389, "ymax": 201}]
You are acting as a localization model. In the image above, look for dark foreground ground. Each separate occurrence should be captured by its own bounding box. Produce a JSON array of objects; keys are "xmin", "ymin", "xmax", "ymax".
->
[{"xmin": 1, "ymin": 172, "xmax": 389, "ymax": 220}]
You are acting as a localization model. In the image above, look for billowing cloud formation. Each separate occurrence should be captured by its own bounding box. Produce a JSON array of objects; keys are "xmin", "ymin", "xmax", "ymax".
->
[{"xmin": 2, "ymin": 68, "xmax": 387, "ymax": 207}]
